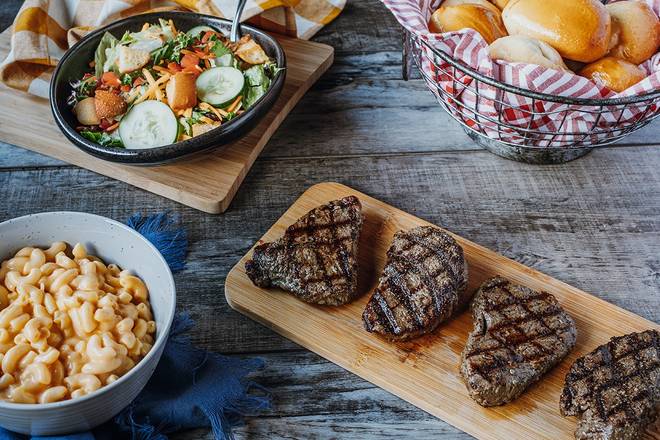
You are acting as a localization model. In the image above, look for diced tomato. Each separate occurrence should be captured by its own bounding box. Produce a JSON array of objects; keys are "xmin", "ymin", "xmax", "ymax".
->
[
  {"xmin": 181, "ymin": 54, "xmax": 200, "ymax": 69},
  {"xmin": 82, "ymin": 73, "xmax": 95, "ymax": 80},
  {"xmin": 167, "ymin": 62, "xmax": 182, "ymax": 72},
  {"xmin": 120, "ymin": 84, "xmax": 130, "ymax": 92},
  {"xmin": 99, "ymin": 118, "xmax": 113, "ymax": 130},
  {"xmin": 133, "ymin": 77, "xmax": 145, "ymax": 87},
  {"xmin": 101, "ymin": 72, "xmax": 121, "ymax": 87}
]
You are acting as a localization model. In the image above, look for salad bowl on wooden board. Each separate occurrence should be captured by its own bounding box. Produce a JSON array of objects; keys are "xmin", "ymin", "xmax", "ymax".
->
[
  {"xmin": 0, "ymin": 25, "xmax": 333, "ymax": 213},
  {"xmin": 50, "ymin": 11, "xmax": 286, "ymax": 165},
  {"xmin": 225, "ymin": 182, "xmax": 660, "ymax": 440}
]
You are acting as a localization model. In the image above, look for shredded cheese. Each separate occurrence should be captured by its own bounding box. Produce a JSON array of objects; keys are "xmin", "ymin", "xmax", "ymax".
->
[
  {"xmin": 153, "ymin": 65, "xmax": 170, "ymax": 74},
  {"xmin": 227, "ymin": 96, "xmax": 242, "ymax": 113},
  {"xmin": 133, "ymin": 70, "xmax": 170, "ymax": 105},
  {"xmin": 200, "ymin": 102, "xmax": 228, "ymax": 118},
  {"xmin": 198, "ymin": 102, "xmax": 224, "ymax": 120}
]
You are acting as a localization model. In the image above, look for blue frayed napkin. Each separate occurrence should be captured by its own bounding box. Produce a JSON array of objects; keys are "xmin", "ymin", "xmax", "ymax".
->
[{"xmin": 0, "ymin": 213, "xmax": 270, "ymax": 440}]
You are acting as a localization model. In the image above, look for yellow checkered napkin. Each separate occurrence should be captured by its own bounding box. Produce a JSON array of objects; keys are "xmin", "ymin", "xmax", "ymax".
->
[{"xmin": 0, "ymin": 0, "xmax": 344, "ymax": 97}]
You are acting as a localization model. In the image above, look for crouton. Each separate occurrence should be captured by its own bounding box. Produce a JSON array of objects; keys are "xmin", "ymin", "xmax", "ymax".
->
[
  {"xmin": 94, "ymin": 90, "xmax": 127, "ymax": 119},
  {"xmin": 234, "ymin": 36, "xmax": 270, "ymax": 65},
  {"xmin": 117, "ymin": 46, "xmax": 150, "ymax": 73},
  {"xmin": 192, "ymin": 123, "xmax": 218, "ymax": 137},
  {"xmin": 166, "ymin": 72, "xmax": 197, "ymax": 110}
]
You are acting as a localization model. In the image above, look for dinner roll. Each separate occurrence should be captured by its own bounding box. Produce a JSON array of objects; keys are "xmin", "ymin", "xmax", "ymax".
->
[
  {"xmin": 579, "ymin": 57, "xmax": 647, "ymax": 92},
  {"xmin": 502, "ymin": 0, "xmax": 611, "ymax": 63},
  {"xmin": 606, "ymin": 1, "xmax": 660, "ymax": 64},
  {"xmin": 442, "ymin": 0, "xmax": 500, "ymax": 16},
  {"xmin": 489, "ymin": 36, "xmax": 569, "ymax": 71},
  {"xmin": 429, "ymin": 4, "xmax": 508, "ymax": 44}
]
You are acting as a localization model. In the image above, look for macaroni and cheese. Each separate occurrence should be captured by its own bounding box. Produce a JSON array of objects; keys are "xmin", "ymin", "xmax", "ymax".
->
[{"xmin": 0, "ymin": 243, "xmax": 156, "ymax": 404}]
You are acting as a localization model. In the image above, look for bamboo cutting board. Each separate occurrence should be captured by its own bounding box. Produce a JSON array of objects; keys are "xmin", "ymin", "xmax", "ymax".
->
[
  {"xmin": 0, "ymin": 29, "xmax": 333, "ymax": 214},
  {"xmin": 225, "ymin": 182, "xmax": 660, "ymax": 440}
]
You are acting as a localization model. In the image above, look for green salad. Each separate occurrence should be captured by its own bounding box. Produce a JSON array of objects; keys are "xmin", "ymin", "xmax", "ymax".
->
[{"xmin": 68, "ymin": 19, "xmax": 283, "ymax": 149}]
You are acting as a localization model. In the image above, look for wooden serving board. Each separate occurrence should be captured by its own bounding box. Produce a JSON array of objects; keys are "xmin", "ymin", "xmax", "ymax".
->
[
  {"xmin": 0, "ymin": 29, "xmax": 333, "ymax": 214},
  {"xmin": 225, "ymin": 182, "xmax": 660, "ymax": 440}
]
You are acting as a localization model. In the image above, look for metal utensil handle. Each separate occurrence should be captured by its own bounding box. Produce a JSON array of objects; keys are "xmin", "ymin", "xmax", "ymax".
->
[{"xmin": 230, "ymin": 0, "xmax": 248, "ymax": 42}]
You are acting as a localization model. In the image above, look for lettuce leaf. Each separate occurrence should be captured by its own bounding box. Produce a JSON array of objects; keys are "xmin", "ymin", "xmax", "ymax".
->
[
  {"xmin": 242, "ymin": 65, "xmax": 271, "ymax": 108},
  {"xmin": 80, "ymin": 130, "xmax": 123, "ymax": 148},
  {"xmin": 95, "ymin": 32, "xmax": 118, "ymax": 78}
]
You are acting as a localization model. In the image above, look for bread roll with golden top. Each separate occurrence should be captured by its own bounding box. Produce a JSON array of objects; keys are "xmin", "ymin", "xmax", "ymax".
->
[
  {"xmin": 429, "ymin": 4, "xmax": 508, "ymax": 44},
  {"xmin": 442, "ymin": 0, "xmax": 500, "ymax": 15},
  {"xmin": 579, "ymin": 56, "xmax": 647, "ymax": 92},
  {"xmin": 502, "ymin": 0, "xmax": 611, "ymax": 63},
  {"xmin": 606, "ymin": 1, "xmax": 660, "ymax": 64},
  {"xmin": 489, "ymin": 36, "xmax": 569, "ymax": 71}
]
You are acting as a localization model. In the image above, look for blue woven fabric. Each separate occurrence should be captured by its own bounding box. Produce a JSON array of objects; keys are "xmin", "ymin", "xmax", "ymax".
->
[
  {"xmin": 126, "ymin": 213, "xmax": 188, "ymax": 273},
  {"xmin": 0, "ymin": 213, "xmax": 270, "ymax": 440}
]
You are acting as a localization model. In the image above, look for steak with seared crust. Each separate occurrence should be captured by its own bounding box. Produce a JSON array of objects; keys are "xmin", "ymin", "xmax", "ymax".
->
[
  {"xmin": 560, "ymin": 330, "xmax": 659, "ymax": 440},
  {"xmin": 362, "ymin": 226, "xmax": 469, "ymax": 341},
  {"xmin": 461, "ymin": 277, "xmax": 577, "ymax": 406},
  {"xmin": 245, "ymin": 196, "xmax": 363, "ymax": 306}
]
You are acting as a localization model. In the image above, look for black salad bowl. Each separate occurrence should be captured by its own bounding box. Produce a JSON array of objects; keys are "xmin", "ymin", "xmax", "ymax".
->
[{"xmin": 49, "ymin": 11, "xmax": 286, "ymax": 166}]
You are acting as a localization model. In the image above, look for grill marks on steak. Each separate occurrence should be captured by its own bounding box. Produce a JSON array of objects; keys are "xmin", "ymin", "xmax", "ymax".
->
[
  {"xmin": 245, "ymin": 196, "xmax": 363, "ymax": 306},
  {"xmin": 362, "ymin": 226, "xmax": 469, "ymax": 341},
  {"xmin": 461, "ymin": 277, "xmax": 577, "ymax": 406},
  {"xmin": 560, "ymin": 330, "xmax": 659, "ymax": 440}
]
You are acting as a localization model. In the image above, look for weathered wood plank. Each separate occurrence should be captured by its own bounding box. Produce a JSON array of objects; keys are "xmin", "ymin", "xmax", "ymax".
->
[
  {"xmin": 310, "ymin": 0, "xmax": 403, "ymax": 53},
  {"xmin": 1, "ymin": 80, "xmax": 659, "ymax": 169},
  {"xmin": 169, "ymin": 351, "xmax": 472, "ymax": 440},
  {"xmin": 0, "ymin": 147, "xmax": 657, "ymax": 355},
  {"xmin": 0, "ymin": 0, "xmax": 21, "ymax": 33}
]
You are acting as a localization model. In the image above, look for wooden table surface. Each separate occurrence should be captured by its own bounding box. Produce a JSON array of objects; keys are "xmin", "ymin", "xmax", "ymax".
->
[{"xmin": 1, "ymin": 2, "xmax": 658, "ymax": 439}]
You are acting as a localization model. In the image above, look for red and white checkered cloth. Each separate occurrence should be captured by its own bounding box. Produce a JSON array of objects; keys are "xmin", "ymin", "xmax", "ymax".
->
[{"xmin": 383, "ymin": 0, "xmax": 660, "ymax": 147}]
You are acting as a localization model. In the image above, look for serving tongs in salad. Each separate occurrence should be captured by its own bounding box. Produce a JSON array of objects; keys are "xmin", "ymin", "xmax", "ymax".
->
[{"xmin": 68, "ymin": 17, "xmax": 283, "ymax": 150}]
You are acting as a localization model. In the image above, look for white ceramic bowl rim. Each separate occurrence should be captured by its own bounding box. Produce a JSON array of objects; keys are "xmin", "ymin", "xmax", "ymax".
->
[{"xmin": 0, "ymin": 211, "xmax": 177, "ymax": 411}]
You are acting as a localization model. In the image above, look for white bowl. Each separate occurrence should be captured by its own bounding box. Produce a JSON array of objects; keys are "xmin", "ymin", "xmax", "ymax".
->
[{"xmin": 0, "ymin": 212, "xmax": 176, "ymax": 435}]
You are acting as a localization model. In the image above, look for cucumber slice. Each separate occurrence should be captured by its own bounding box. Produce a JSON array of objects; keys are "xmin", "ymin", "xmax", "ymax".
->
[
  {"xmin": 196, "ymin": 67, "xmax": 245, "ymax": 107},
  {"xmin": 118, "ymin": 101, "xmax": 178, "ymax": 149},
  {"xmin": 187, "ymin": 25, "xmax": 216, "ymax": 38}
]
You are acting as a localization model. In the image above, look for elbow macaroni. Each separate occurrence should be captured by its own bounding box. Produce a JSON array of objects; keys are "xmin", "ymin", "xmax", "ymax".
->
[{"xmin": 0, "ymin": 243, "xmax": 156, "ymax": 404}]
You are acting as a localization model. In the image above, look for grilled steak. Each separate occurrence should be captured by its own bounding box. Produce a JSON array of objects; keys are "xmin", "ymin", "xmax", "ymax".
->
[
  {"xmin": 461, "ymin": 277, "xmax": 577, "ymax": 406},
  {"xmin": 362, "ymin": 226, "xmax": 469, "ymax": 341},
  {"xmin": 245, "ymin": 196, "xmax": 363, "ymax": 306},
  {"xmin": 560, "ymin": 330, "xmax": 659, "ymax": 440}
]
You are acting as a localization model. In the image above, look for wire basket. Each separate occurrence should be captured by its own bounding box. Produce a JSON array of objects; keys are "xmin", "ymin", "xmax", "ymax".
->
[{"xmin": 402, "ymin": 29, "xmax": 660, "ymax": 164}]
